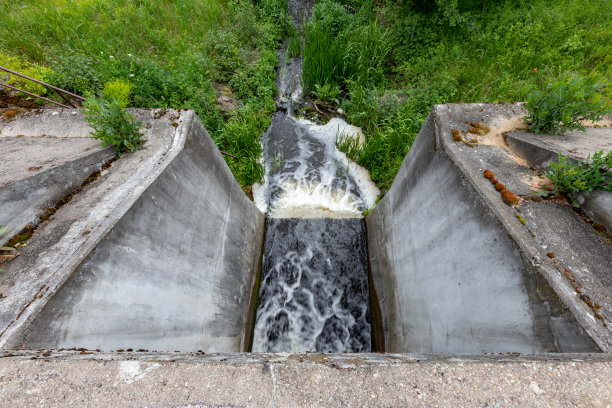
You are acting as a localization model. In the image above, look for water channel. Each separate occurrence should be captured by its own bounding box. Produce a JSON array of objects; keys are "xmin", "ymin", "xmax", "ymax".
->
[{"xmin": 251, "ymin": 0, "xmax": 380, "ymax": 352}]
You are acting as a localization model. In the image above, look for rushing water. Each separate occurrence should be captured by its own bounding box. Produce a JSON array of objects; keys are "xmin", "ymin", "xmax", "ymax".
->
[
  {"xmin": 251, "ymin": 219, "xmax": 371, "ymax": 352},
  {"xmin": 251, "ymin": 0, "xmax": 379, "ymax": 352}
]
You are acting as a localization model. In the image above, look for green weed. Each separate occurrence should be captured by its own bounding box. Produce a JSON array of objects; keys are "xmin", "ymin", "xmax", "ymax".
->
[
  {"xmin": 313, "ymin": 83, "xmax": 340, "ymax": 106},
  {"xmin": 0, "ymin": 53, "xmax": 53, "ymax": 96},
  {"xmin": 82, "ymin": 93, "xmax": 145, "ymax": 156},
  {"xmin": 538, "ymin": 151, "xmax": 612, "ymax": 206},
  {"xmin": 103, "ymin": 79, "xmax": 132, "ymax": 108},
  {"xmin": 524, "ymin": 75, "xmax": 610, "ymax": 135}
]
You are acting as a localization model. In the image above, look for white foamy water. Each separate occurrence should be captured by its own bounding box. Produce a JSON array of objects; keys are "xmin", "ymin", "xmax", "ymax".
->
[
  {"xmin": 254, "ymin": 115, "xmax": 380, "ymax": 218},
  {"xmin": 253, "ymin": 0, "xmax": 375, "ymax": 353}
]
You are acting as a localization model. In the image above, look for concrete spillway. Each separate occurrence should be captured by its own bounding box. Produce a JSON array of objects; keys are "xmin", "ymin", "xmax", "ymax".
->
[
  {"xmin": 0, "ymin": 103, "xmax": 610, "ymax": 354},
  {"xmin": 0, "ymin": 109, "xmax": 264, "ymax": 352},
  {"xmin": 367, "ymin": 105, "xmax": 602, "ymax": 353}
]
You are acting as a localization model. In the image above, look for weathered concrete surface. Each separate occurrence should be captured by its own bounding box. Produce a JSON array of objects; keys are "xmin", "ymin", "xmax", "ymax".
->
[
  {"xmin": 367, "ymin": 103, "xmax": 611, "ymax": 353},
  {"xmin": 506, "ymin": 127, "xmax": 612, "ymax": 231},
  {"xmin": 0, "ymin": 351, "xmax": 611, "ymax": 407},
  {"xmin": 505, "ymin": 127, "xmax": 612, "ymax": 170},
  {"xmin": 579, "ymin": 191, "xmax": 612, "ymax": 232},
  {"xmin": 0, "ymin": 110, "xmax": 114, "ymax": 242},
  {"xmin": 0, "ymin": 109, "xmax": 264, "ymax": 352}
]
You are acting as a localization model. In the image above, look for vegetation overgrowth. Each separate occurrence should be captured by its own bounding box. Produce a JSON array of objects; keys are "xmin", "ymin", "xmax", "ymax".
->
[
  {"xmin": 538, "ymin": 151, "xmax": 612, "ymax": 206},
  {"xmin": 524, "ymin": 74, "xmax": 610, "ymax": 135},
  {"xmin": 302, "ymin": 0, "xmax": 611, "ymax": 192},
  {"xmin": 2, "ymin": 0, "xmax": 611, "ymax": 193},
  {"xmin": 0, "ymin": 0, "xmax": 292, "ymax": 187}
]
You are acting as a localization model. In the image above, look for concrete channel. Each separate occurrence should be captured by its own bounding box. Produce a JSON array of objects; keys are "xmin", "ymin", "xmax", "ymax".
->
[{"xmin": 0, "ymin": 103, "xmax": 611, "ymax": 405}]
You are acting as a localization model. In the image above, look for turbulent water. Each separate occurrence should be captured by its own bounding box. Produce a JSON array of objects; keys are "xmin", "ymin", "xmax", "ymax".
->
[
  {"xmin": 251, "ymin": 219, "xmax": 371, "ymax": 352},
  {"xmin": 251, "ymin": 0, "xmax": 378, "ymax": 353}
]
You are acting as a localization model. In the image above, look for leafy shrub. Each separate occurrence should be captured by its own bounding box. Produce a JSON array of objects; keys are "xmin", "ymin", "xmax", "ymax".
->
[
  {"xmin": 0, "ymin": 52, "xmax": 53, "ymax": 95},
  {"xmin": 47, "ymin": 52, "xmax": 103, "ymax": 96},
  {"xmin": 313, "ymin": 83, "xmax": 340, "ymax": 105},
  {"xmin": 538, "ymin": 151, "xmax": 612, "ymax": 206},
  {"xmin": 524, "ymin": 75, "xmax": 610, "ymax": 135},
  {"xmin": 103, "ymin": 78, "xmax": 132, "ymax": 107},
  {"xmin": 82, "ymin": 94, "xmax": 145, "ymax": 156}
]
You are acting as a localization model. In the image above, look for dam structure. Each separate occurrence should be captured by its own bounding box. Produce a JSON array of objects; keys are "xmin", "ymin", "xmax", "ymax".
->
[
  {"xmin": 0, "ymin": 4, "xmax": 611, "ymax": 404},
  {"xmin": 0, "ymin": 0, "xmax": 610, "ymax": 357}
]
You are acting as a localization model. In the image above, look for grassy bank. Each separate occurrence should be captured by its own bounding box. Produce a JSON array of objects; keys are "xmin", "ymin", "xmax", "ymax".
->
[
  {"xmin": 302, "ymin": 0, "xmax": 611, "ymax": 193},
  {"xmin": 0, "ymin": 0, "xmax": 292, "ymax": 188}
]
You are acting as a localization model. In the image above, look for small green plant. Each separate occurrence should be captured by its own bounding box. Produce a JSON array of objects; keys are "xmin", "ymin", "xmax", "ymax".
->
[
  {"xmin": 313, "ymin": 83, "xmax": 340, "ymax": 105},
  {"xmin": 524, "ymin": 75, "xmax": 610, "ymax": 135},
  {"xmin": 537, "ymin": 150, "xmax": 612, "ymax": 206},
  {"xmin": 82, "ymin": 94, "xmax": 145, "ymax": 156},
  {"xmin": 0, "ymin": 225, "xmax": 16, "ymax": 274}
]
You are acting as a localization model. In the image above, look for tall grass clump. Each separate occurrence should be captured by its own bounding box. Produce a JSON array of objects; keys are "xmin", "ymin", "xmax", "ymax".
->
[{"xmin": 302, "ymin": 0, "xmax": 390, "ymax": 94}]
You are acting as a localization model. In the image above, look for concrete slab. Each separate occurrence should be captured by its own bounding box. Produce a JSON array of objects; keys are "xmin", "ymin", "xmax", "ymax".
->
[
  {"xmin": 0, "ymin": 109, "xmax": 115, "ymax": 242},
  {"xmin": 0, "ymin": 109, "xmax": 264, "ymax": 353},
  {"xmin": 367, "ymin": 103, "xmax": 612, "ymax": 353},
  {"xmin": 505, "ymin": 127, "xmax": 612, "ymax": 169},
  {"xmin": 505, "ymin": 127, "xmax": 612, "ymax": 232},
  {"xmin": 0, "ymin": 351, "xmax": 611, "ymax": 407}
]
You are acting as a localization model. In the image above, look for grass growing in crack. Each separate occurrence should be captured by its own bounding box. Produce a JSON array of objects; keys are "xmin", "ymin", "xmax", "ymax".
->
[{"xmin": 82, "ymin": 93, "xmax": 146, "ymax": 156}]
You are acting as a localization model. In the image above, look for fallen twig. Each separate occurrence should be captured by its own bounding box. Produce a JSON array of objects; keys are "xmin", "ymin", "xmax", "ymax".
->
[{"xmin": 220, "ymin": 150, "xmax": 239, "ymax": 160}]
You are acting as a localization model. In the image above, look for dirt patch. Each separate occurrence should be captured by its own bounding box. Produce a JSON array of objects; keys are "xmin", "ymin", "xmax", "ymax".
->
[
  {"xmin": 521, "ymin": 173, "xmax": 550, "ymax": 191},
  {"xmin": 0, "ymin": 94, "xmax": 39, "ymax": 109},
  {"xmin": 213, "ymin": 83, "xmax": 242, "ymax": 117},
  {"xmin": 0, "ymin": 108, "xmax": 26, "ymax": 122}
]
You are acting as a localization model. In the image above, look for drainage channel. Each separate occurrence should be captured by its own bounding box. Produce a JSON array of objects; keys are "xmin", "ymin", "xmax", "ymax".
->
[
  {"xmin": 1, "ymin": 1, "xmax": 607, "ymax": 356},
  {"xmin": 249, "ymin": 5, "xmax": 381, "ymax": 351}
]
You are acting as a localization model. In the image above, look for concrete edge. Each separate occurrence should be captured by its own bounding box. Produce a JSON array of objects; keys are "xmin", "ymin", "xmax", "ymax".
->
[
  {"xmin": 432, "ymin": 103, "xmax": 612, "ymax": 352},
  {"xmin": 242, "ymin": 219, "xmax": 267, "ymax": 352},
  {"xmin": 1, "ymin": 349, "xmax": 610, "ymax": 364},
  {"xmin": 0, "ymin": 145, "xmax": 115, "ymax": 243},
  {"xmin": 0, "ymin": 110, "xmax": 192, "ymax": 348}
]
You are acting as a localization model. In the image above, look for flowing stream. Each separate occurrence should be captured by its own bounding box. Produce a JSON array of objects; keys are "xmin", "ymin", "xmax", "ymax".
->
[{"xmin": 251, "ymin": 1, "xmax": 380, "ymax": 353}]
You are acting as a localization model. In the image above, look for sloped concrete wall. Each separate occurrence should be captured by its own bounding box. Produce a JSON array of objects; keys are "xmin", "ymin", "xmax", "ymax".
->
[
  {"xmin": 0, "ymin": 110, "xmax": 115, "ymax": 243},
  {"xmin": 6, "ymin": 111, "xmax": 264, "ymax": 352},
  {"xmin": 366, "ymin": 104, "xmax": 602, "ymax": 353}
]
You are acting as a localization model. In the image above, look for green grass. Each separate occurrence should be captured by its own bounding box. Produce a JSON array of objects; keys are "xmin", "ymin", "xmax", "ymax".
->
[
  {"xmin": 0, "ymin": 0, "xmax": 291, "ymax": 188},
  {"xmin": 303, "ymin": 0, "xmax": 612, "ymax": 193}
]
